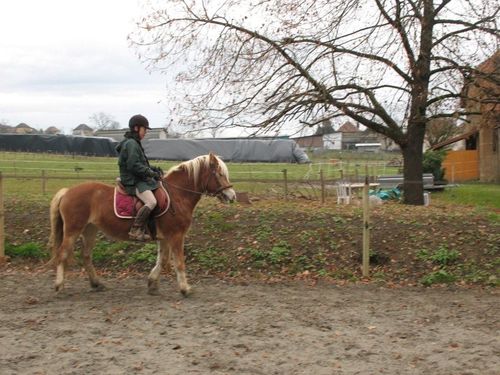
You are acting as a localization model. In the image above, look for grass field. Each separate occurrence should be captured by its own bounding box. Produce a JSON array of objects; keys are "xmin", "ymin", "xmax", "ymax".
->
[
  {"xmin": 0, "ymin": 151, "xmax": 400, "ymax": 197},
  {"xmin": 0, "ymin": 150, "xmax": 400, "ymax": 179},
  {"xmin": 0, "ymin": 152, "xmax": 498, "ymax": 212},
  {"xmin": 432, "ymin": 182, "xmax": 500, "ymax": 211}
]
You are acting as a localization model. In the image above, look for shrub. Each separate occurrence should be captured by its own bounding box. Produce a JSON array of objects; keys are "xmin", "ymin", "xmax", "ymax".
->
[
  {"xmin": 423, "ymin": 149, "xmax": 447, "ymax": 183},
  {"xmin": 421, "ymin": 269, "xmax": 457, "ymax": 286},
  {"xmin": 417, "ymin": 246, "xmax": 460, "ymax": 266}
]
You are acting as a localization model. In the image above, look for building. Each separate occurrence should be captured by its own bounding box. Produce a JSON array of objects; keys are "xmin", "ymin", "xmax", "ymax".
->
[
  {"xmin": 72, "ymin": 124, "xmax": 94, "ymax": 136},
  {"xmin": 15, "ymin": 123, "xmax": 37, "ymax": 134},
  {"xmin": 45, "ymin": 126, "xmax": 61, "ymax": 135},
  {"xmin": 460, "ymin": 51, "xmax": 500, "ymax": 183},
  {"xmin": 0, "ymin": 124, "xmax": 13, "ymax": 133},
  {"xmin": 293, "ymin": 134, "xmax": 325, "ymax": 149},
  {"xmin": 292, "ymin": 120, "xmax": 397, "ymax": 151}
]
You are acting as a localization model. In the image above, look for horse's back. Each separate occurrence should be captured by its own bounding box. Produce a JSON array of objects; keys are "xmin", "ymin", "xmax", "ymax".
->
[
  {"xmin": 59, "ymin": 182, "xmax": 114, "ymax": 218},
  {"xmin": 64, "ymin": 181, "xmax": 113, "ymax": 198}
]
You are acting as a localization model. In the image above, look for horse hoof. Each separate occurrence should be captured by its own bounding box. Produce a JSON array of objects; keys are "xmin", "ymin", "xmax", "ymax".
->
[
  {"xmin": 180, "ymin": 288, "xmax": 192, "ymax": 297},
  {"xmin": 54, "ymin": 284, "xmax": 63, "ymax": 293}
]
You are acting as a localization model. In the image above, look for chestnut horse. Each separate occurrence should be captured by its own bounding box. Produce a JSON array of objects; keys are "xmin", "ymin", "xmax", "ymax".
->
[{"xmin": 48, "ymin": 153, "xmax": 236, "ymax": 295}]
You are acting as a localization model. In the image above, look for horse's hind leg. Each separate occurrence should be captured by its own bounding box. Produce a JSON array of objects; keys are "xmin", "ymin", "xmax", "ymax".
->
[
  {"xmin": 81, "ymin": 224, "xmax": 105, "ymax": 291},
  {"xmin": 54, "ymin": 234, "xmax": 79, "ymax": 292},
  {"xmin": 147, "ymin": 239, "xmax": 170, "ymax": 295}
]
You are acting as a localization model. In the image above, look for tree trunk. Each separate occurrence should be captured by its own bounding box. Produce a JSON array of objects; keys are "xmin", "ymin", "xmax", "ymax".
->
[{"xmin": 401, "ymin": 124, "xmax": 426, "ymax": 205}]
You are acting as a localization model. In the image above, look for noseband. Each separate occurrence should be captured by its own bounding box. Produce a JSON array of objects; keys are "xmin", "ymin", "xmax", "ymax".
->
[{"xmin": 203, "ymin": 169, "xmax": 233, "ymax": 197}]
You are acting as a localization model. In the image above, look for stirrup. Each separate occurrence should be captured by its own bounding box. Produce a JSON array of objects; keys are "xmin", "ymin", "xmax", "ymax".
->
[{"xmin": 128, "ymin": 228, "xmax": 151, "ymax": 242}]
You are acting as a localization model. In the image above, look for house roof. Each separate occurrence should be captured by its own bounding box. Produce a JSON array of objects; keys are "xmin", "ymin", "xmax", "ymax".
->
[
  {"xmin": 430, "ymin": 129, "xmax": 478, "ymax": 150},
  {"xmin": 477, "ymin": 50, "xmax": 500, "ymax": 73},
  {"xmin": 45, "ymin": 126, "xmax": 60, "ymax": 133},
  {"xmin": 74, "ymin": 124, "xmax": 93, "ymax": 131},
  {"xmin": 338, "ymin": 121, "xmax": 358, "ymax": 133},
  {"xmin": 16, "ymin": 123, "xmax": 33, "ymax": 129},
  {"xmin": 461, "ymin": 50, "xmax": 500, "ymax": 107}
]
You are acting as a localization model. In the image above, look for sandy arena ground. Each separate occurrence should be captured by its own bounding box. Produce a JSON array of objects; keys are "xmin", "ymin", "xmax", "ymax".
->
[{"xmin": 0, "ymin": 270, "xmax": 498, "ymax": 374}]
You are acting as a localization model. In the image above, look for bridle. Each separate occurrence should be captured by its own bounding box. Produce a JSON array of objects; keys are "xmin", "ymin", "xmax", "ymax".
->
[
  {"xmin": 203, "ymin": 169, "xmax": 233, "ymax": 197},
  {"xmin": 162, "ymin": 168, "xmax": 233, "ymax": 197}
]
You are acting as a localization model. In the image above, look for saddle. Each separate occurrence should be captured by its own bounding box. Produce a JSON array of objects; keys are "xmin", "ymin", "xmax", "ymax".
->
[{"xmin": 113, "ymin": 179, "xmax": 170, "ymax": 219}]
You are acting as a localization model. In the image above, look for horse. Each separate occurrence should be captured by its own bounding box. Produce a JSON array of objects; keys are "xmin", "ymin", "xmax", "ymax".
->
[{"xmin": 47, "ymin": 153, "xmax": 236, "ymax": 296}]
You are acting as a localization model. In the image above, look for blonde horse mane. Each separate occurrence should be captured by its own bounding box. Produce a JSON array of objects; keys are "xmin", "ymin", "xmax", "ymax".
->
[{"xmin": 167, "ymin": 154, "xmax": 229, "ymax": 187}]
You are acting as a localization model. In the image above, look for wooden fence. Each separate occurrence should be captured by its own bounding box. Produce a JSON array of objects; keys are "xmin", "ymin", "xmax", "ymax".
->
[
  {"xmin": 442, "ymin": 150, "xmax": 479, "ymax": 182},
  {"xmin": 0, "ymin": 169, "xmax": 380, "ymax": 202}
]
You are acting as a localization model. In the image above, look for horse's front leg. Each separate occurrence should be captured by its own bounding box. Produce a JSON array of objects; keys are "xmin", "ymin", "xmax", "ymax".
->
[
  {"xmin": 147, "ymin": 240, "xmax": 170, "ymax": 295},
  {"xmin": 169, "ymin": 234, "xmax": 191, "ymax": 296}
]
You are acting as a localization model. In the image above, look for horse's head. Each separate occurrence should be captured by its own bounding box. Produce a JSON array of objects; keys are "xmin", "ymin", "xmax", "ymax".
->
[{"xmin": 204, "ymin": 153, "xmax": 236, "ymax": 203}]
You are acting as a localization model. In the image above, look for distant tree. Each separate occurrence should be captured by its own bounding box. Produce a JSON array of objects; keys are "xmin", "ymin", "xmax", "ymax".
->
[
  {"xmin": 130, "ymin": 0, "xmax": 498, "ymax": 204},
  {"xmin": 425, "ymin": 118, "xmax": 461, "ymax": 147},
  {"xmin": 89, "ymin": 112, "xmax": 120, "ymax": 130},
  {"xmin": 315, "ymin": 119, "xmax": 335, "ymax": 136}
]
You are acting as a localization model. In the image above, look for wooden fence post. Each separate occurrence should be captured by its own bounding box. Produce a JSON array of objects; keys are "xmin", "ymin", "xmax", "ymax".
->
[
  {"xmin": 0, "ymin": 172, "xmax": 4, "ymax": 264},
  {"xmin": 41, "ymin": 170, "xmax": 47, "ymax": 195},
  {"xmin": 362, "ymin": 175, "xmax": 370, "ymax": 278},
  {"xmin": 282, "ymin": 169, "xmax": 288, "ymax": 201}
]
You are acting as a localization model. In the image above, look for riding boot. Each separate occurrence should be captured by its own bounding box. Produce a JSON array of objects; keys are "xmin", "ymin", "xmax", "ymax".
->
[{"xmin": 129, "ymin": 206, "xmax": 152, "ymax": 241}]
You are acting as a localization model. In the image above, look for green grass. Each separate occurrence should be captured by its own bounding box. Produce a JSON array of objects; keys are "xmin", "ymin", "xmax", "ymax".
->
[
  {"xmin": 189, "ymin": 246, "xmax": 228, "ymax": 271},
  {"xmin": 417, "ymin": 246, "xmax": 460, "ymax": 266},
  {"xmin": 122, "ymin": 243, "xmax": 157, "ymax": 266},
  {"xmin": 0, "ymin": 151, "xmax": 398, "ymax": 187},
  {"xmin": 1, "ymin": 152, "xmax": 497, "ymax": 212},
  {"xmin": 5, "ymin": 242, "xmax": 48, "ymax": 259},
  {"xmin": 421, "ymin": 269, "xmax": 457, "ymax": 286},
  {"xmin": 433, "ymin": 183, "xmax": 500, "ymax": 210}
]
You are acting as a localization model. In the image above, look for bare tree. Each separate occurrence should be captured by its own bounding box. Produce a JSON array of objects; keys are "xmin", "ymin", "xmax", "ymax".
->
[
  {"xmin": 130, "ymin": 0, "xmax": 499, "ymax": 204},
  {"xmin": 89, "ymin": 112, "xmax": 120, "ymax": 130}
]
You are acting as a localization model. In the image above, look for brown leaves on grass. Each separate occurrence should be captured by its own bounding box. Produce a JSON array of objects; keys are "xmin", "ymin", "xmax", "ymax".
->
[{"xmin": 4, "ymin": 198, "xmax": 499, "ymax": 286}]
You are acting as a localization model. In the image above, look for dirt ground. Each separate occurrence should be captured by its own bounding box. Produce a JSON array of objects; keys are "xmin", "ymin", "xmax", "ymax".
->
[{"xmin": 0, "ymin": 269, "xmax": 498, "ymax": 375}]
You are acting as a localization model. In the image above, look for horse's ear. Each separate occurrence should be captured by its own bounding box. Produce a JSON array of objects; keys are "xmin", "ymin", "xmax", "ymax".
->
[{"xmin": 208, "ymin": 152, "xmax": 217, "ymax": 169}]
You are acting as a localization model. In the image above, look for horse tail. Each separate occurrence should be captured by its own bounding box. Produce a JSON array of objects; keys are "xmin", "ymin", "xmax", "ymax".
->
[{"xmin": 46, "ymin": 188, "xmax": 68, "ymax": 268}]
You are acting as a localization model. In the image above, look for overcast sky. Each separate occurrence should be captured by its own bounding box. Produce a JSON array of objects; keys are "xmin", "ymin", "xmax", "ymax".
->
[{"xmin": 0, "ymin": 0, "xmax": 171, "ymax": 134}]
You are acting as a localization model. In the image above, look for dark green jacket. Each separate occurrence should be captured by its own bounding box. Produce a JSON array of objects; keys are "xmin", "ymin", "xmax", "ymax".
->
[{"xmin": 116, "ymin": 132, "xmax": 159, "ymax": 195}]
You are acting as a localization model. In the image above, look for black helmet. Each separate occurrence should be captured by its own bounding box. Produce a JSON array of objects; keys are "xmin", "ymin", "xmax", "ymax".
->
[{"xmin": 129, "ymin": 114, "xmax": 151, "ymax": 130}]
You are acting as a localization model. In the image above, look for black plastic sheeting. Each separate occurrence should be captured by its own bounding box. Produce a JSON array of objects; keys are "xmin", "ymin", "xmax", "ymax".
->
[
  {"xmin": 0, "ymin": 134, "xmax": 310, "ymax": 163},
  {"xmin": 143, "ymin": 138, "xmax": 310, "ymax": 163},
  {"xmin": 0, "ymin": 134, "xmax": 118, "ymax": 156}
]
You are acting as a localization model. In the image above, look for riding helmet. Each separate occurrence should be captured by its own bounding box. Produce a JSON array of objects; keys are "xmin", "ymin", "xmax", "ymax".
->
[{"xmin": 129, "ymin": 114, "xmax": 151, "ymax": 130}]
